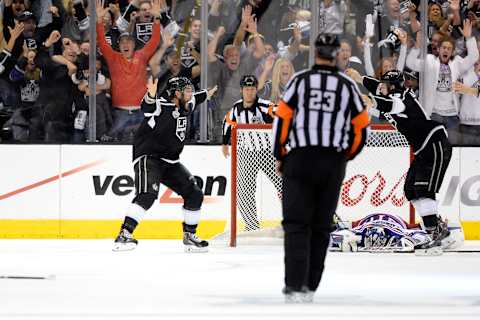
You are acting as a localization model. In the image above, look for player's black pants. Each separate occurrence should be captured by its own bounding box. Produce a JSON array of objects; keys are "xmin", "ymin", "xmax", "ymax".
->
[
  {"xmin": 282, "ymin": 147, "xmax": 347, "ymax": 292},
  {"xmin": 133, "ymin": 155, "xmax": 203, "ymax": 211},
  {"xmin": 404, "ymin": 131, "xmax": 452, "ymax": 201}
]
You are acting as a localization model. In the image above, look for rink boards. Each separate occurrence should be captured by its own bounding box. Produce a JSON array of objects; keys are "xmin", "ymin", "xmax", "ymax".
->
[{"xmin": 0, "ymin": 145, "xmax": 479, "ymax": 239}]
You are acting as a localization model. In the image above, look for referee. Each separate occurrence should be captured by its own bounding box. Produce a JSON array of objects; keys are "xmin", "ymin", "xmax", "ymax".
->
[
  {"xmin": 273, "ymin": 34, "xmax": 369, "ymax": 303},
  {"xmin": 222, "ymin": 75, "xmax": 280, "ymax": 231}
]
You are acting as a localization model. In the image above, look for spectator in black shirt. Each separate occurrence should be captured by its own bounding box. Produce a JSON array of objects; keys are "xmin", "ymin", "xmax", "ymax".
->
[
  {"xmin": 3, "ymin": 9, "xmax": 63, "ymax": 74},
  {"xmin": 102, "ymin": 3, "xmax": 121, "ymax": 50},
  {"xmin": 0, "ymin": 21, "xmax": 25, "ymax": 109},
  {"xmin": 29, "ymin": 31, "xmax": 84, "ymax": 142},
  {"xmin": 71, "ymin": 53, "xmax": 113, "ymax": 142},
  {"xmin": 179, "ymin": 17, "xmax": 202, "ymax": 89},
  {"xmin": 115, "ymin": 0, "xmax": 155, "ymax": 49},
  {"xmin": 2, "ymin": 0, "xmax": 27, "ymax": 42},
  {"xmin": 150, "ymin": 32, "xmax": 201, "ymax": 97},
  {"xmin": 5, "ymin": 44, "xmax": 42, "ymax": 141}
]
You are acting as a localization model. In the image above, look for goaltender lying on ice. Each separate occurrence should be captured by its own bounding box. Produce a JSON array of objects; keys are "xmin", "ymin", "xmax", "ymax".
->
[{"xmin": 330, "ymin": 213, "xmax": 464, "ymax": 253}]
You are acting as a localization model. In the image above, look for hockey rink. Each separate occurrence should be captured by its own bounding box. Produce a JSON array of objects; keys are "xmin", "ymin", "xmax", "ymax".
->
[{"xmin": 1, "ymin": 240, "xmax": 480, "ymax": 320}]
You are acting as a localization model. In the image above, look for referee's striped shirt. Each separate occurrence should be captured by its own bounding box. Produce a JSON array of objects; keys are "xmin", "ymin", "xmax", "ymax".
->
[
  {"xmin": 273, "ymin": 64, "xmax": 369, "ymax": 160},
  {"xmin": 222, "ymin": 97, "xmax": 275, "ymax": 145}
]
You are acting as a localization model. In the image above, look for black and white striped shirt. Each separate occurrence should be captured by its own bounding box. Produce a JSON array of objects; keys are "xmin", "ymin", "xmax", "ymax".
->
[
  {"xmin": 222, "ymin": 97, "xmax": 275, "ymax": 145},
  {"xmin": 273, "ymin": 64, "xmax": 369, "ymax": 160}
]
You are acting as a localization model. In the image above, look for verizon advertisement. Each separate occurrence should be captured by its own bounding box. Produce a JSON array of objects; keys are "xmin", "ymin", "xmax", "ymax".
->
[
  {"xmin": 61, "ymin": 145, "xmax": 229, "ymax": 221},
  {"xmin": 0, "ymin": 145, "xmax": 229, "ymax": 222},
  {"xmin": 0, "ymin": 145, "xmax": 479, "ymax": 227}
]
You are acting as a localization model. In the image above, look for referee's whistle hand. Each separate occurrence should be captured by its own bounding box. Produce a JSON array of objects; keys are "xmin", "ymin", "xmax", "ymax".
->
[
  {"xmin": 275, "ymin": 160, "xmax": 282, "ymax": 176},
  {"xmin": 361, "ymin": 95, "xmax": 374, "ymax": 109}
]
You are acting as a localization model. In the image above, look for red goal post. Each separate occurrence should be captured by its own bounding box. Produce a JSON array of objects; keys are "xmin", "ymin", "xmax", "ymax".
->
[{"xmin": 229, "ymin": 123, "xmax": 414, "ymax": 247}]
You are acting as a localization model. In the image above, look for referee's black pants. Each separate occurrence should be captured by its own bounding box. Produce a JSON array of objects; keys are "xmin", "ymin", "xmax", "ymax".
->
[{"xmin": 282, "ymin": 147, "xmax": 347, "ymax": 292}]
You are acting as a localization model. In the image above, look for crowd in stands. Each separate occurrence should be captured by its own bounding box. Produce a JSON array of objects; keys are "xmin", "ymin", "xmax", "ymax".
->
[{"xmin": 0, "ymin": 0, "xmax": 480, "ymax": 145}]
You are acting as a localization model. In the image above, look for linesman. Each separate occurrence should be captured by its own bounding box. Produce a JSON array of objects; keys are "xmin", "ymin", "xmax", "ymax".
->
[
  {"xmin": 222, "ymin": 75, "xmax": 281, "ymax": 231},
  {"xmin": 273, "ymin": 34, "xmax": 369, "ymax": 303}
]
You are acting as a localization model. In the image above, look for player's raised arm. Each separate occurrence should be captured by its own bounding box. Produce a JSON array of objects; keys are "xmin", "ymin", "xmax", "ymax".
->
[
  {"xmin": 141, "ymin": 76, "xmax": 159, "ymax": 113},
  {"xmin": 346, "ymin": 67, "xmax": 383, "ymax": 95}
]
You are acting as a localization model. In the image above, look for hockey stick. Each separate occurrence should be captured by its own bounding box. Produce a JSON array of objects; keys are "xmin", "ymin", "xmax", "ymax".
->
[{"xmin": 0, "ymin": 275, "xmax": 56, "ymax": 280}]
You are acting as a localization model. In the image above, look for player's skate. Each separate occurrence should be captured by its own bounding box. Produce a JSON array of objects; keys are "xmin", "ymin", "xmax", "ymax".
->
[
  {"xmin": 282, "ymin": 286, "xmax": 314, "ymax": 303},
  {"xmin": 113, "ymin": 229, "xmax": 138, "ymax": 252},
  {"xmin": 183, "ymin": 232, "xmax": 209, "ymax": 253},
  {"xmin": 415, "ymin": 218, "xmax": 450, "ymax": 256}
]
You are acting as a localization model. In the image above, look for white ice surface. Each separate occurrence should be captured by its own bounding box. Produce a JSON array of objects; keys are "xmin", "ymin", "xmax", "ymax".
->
[{"xmin": 1, "ymin": 240, "xmax": 480, "ymax": 320}]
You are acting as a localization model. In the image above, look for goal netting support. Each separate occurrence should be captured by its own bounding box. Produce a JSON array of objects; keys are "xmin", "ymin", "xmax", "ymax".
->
[{"xmin": 224, "ymin": 123, "xmax": 412, "ymax": 247}]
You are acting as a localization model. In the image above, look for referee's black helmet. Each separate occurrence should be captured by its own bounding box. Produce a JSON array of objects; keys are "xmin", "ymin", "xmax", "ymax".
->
[
  {"xmin": 315, "ymin": 33, "xmax": 340, "ymax": 60},
  {"xmin": 240, "ymin": 74, "xmax": 258, "ymax": 87}
]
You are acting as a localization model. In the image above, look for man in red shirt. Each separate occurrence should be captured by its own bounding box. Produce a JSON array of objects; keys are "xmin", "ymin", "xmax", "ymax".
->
[{"xmin": 96, "ymin": 0, "xmax": 162, "ymax": 142}]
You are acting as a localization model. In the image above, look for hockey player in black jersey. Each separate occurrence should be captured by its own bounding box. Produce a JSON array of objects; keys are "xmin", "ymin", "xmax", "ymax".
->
[
  {"xmin": 346, "ymin": 68, "xmax": 453, "ymax": 255},
  {"xmin": 113, "ymin": 76, "xmax": 217, "ymax": 252}
]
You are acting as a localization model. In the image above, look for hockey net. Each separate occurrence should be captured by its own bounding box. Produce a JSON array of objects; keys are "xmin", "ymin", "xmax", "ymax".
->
[{"xmin": 222, "ymin": 123, "xmax": 412, "ymax": 247}]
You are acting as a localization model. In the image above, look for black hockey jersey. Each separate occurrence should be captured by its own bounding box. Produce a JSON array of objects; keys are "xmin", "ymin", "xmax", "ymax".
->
[
  {"xmin": 363, "ymin": 76, "xmax": 447, "ymax": 155},
  {"xmin": 133, "ymin": 90, "xmax": 207, "ymax": 161}
]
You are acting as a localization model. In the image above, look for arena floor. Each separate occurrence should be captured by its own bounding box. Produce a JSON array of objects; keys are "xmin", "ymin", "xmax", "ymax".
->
[{"xmin": 1, "ymin": 240, "xmax": 480, "ymax": 320}]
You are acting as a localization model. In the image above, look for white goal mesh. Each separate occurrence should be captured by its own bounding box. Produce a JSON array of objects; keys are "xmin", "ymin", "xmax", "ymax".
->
[{"xmin": 226, "ymin": 124, "xmax": 411, "ymax": 246}]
